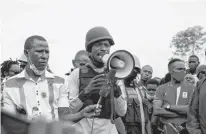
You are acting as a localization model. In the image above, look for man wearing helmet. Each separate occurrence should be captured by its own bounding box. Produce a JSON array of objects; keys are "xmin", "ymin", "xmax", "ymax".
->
[
  {"xmin": 121, "ymin": 55, "xmax": 151, "ymax": 134},
  {"xmin": 67, "ymin": 27, "xmax": 127, "ymax": 134}
]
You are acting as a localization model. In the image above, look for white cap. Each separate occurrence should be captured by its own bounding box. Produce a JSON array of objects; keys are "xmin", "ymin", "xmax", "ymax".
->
[{"xmin": 18, "ymin": 53, "xmax": 27, "ymax": 63}]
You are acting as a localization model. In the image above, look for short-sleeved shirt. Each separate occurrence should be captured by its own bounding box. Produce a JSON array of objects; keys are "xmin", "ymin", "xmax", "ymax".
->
[
  {"xmin": 67, "ymin": 67, "xmax": 127, "ymax": 134},
  {"xmin": 2, "ymin": 70, "xmax": 69, "ymax": 122},
  {"xmin": 155, "ymin": 81, "xmax": 194, "ymax": 124}
]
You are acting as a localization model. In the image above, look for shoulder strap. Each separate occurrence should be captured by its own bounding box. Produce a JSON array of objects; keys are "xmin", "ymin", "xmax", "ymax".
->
[
  {"xmin": 17, "ymin": 78, "xmax": 27, "ymax": 115},
  {"xmin": 124, "ymin": 86, "xmax": 129, "ymax": 101},
  {"xmin": 134, "ymin": 83, "xmax": 146, "ymax": 134},
  {"xmin": 46, "ymin": 78, "xmax": 55, "ymax": 120}
]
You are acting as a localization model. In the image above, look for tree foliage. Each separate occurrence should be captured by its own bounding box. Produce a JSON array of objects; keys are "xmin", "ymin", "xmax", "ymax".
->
[{"xmin": 170, "ymin": 26, "xmax": 206, "ymax": 58}]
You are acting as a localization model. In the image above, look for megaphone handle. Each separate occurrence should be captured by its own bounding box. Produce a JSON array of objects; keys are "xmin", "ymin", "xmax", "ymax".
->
[{"xmin": 110, "ymin": 80, "xmax": 115, "ymax": 124}]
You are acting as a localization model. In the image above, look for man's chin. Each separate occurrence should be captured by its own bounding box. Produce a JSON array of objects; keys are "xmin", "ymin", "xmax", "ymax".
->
[
  {"xmin": 93, "ymin": 59, "xmax": 104, "ymax": 66},
  {"xmin": 37, "ymin": 67, "xmax": 46, "ymax": 71},
  {"xmin": 189, "ymin": 67, "xmax": 196, "ymax": 71},
  {"xmin": 142, "ymin": 78, "xmax": 149, "ymax": 81}
]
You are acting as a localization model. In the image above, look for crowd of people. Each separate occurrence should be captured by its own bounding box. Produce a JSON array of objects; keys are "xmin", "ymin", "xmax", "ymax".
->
[{"xmin": 1, "ymin": 26, "xmax": 206, "ymax": 134}]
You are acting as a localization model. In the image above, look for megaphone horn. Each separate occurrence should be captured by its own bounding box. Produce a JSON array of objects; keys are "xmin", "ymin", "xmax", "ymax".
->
[{"xmin": 101, "ymin": 50, "xmax": 135, "ymax": 79}]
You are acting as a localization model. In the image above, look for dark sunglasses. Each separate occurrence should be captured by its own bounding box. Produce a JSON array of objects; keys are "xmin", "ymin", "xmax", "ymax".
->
[{"xmin": 147, "ymin": 89, "xmax": 156, "ymax": 91}]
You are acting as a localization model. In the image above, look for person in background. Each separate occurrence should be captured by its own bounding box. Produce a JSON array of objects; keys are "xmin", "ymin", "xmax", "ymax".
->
[
  {"xmin": 122, "ymin": 54, "xmax": 151, "ymax": 134},
  {"xmin": 153, "ymin": 58, "xmax": 194, "ymax": 134},
  {"xmin": 145, "ymin": 79, "xmax": 161, "ymax": 134},
  {"xmin": 18, "ymin": 53, "xmax": 28, "ymax": 72},
  {"xmin": 187, "ymin": 55, "xmax": 200, "ymax": 75},
  {"xmin": 72, "ymin": 50, "xmax": 90, "ymax": 68},
  {"xmin": 1, "ymin": 59, "xmax": 20, "ymax": 80},
  {"xmin": 65, "ymin": 50, "xmax": 90, "ymax": 76},
  {"xmin": 160, "ymin": 73, "xmax": 171, "ymax": 85},
  {"xmin": 186, "ymin": 50, "xmax": 206, "ymax": 134},
  {"xmin": 184, "ymin": 74, "xmax": 196, "ymax": 86},
  {"xmin": 137, "ymin": 65, "xmax": 153, "ymax": 98},
  {"xmin": 145, "ymin": 79, "xmax": 159, "ymax": 104},
  {"xmin": 1, "ymin": 59, "xmax": 20, "ymax": 106},
  {"xmin": 186, "ymin": 55, "xmax": 199, "ymax": 83},
  {"xmin": 196, "ymin": 64, "xmax": 206, "ymax": 80},
  {"xmin": 67, "ymin": 26, "xmax": 127, "ymax": 134},
  {"xmin": 153, "ymin": 77, "xmax": 161, "ymax": 84}
]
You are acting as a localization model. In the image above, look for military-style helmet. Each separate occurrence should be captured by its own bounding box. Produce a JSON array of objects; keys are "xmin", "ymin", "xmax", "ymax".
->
[
  {"xmin": 85, "ymin": 26, "xmax": 114, "ymax": 52},
  {"xmin": 133, "ymin": 54, "xmax": 141, "ymax": 70}
]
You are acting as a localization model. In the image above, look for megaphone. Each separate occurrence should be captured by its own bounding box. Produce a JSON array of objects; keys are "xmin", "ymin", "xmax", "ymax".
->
[{"xmin": 102, "ymin": 50, "xmax": 135, "ymax": 79}]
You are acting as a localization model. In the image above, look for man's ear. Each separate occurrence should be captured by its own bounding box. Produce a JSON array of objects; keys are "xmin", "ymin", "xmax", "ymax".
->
[
  {"xmin": 198, "ymin": 61, "xmax": 200, "ymax": 66},
  {"xmin": 72, "ymin": 60, "xmax": 75, "ymax": 67},
  {"xmin": 24, "ymin": 49, "xmax": 28, "ymax": 56}
]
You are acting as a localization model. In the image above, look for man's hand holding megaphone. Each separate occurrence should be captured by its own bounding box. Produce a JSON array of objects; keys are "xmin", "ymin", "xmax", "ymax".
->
[
  {"xmin": 78, "ymin": 74, "xmax": 106, "ymax": 102},
  {"xmin": 95, "ymin": 69, "xmax": 122, "ymax": 111}
]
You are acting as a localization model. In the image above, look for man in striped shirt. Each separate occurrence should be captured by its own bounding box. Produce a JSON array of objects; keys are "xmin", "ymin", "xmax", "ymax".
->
[
  {"xmin": 2, "ymin": 35, "xmax": 70, "ymax": 122},
  {"xmin": 2, "ymin": 35, "xmax": 99, "ymax": 123}
]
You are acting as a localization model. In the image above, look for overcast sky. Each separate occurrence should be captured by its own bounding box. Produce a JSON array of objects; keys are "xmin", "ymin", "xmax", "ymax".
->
[{"xmin": 1, "ymin": 0, "xmax": 206, "ymax": 78}]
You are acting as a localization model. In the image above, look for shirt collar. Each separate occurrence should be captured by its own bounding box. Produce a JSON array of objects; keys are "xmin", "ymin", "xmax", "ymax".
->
[{"xmin": 16, "ymin": 69, "xmax": 55, "ymax": 80}]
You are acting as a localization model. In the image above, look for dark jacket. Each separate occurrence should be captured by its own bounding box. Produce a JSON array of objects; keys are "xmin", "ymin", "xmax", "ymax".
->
[{"xmin": 187, "ymin": 77, "xmax": 206, "ymax": 134}]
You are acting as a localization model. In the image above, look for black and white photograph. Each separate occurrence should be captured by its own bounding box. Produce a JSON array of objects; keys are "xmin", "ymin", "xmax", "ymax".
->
[{"xmin": 1, "ymin": 0, "xmax": 206, "ymax": 134}]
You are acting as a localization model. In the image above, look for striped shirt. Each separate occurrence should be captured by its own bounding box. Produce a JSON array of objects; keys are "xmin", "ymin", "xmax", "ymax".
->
[{"xmin": 2, "ymin": 69, "xmax": 69, "ymax": 122}]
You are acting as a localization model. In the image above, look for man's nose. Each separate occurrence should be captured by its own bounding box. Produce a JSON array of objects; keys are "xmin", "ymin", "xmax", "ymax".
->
[
  {"xmin": 101, "ymin": 45, "xmax": 107, "ymax": 51},
  {"xmin": 42, "ymin": 51, "xmax": 49, "ymax": 59}
]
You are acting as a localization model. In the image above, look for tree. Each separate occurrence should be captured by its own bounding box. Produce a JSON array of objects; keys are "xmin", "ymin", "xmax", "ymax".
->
[{"xmin": 170, "ymin": 26, "xmax": 206, "ymax": 60}]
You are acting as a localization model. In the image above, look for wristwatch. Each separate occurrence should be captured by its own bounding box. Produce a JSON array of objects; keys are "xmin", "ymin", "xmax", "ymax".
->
[{"xmin": 166, "ymin": 104, "xmax": 171, "ymax": 110}]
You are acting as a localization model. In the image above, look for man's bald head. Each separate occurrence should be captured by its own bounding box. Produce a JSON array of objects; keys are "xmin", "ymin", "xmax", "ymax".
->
[
  {"xmin": 74, "ymin": 50, "xmax": 89, "ymax": 61},
  {"xmin": 72, "ymin": 50, "xmax": 90, "ymax": 68},
  {"xmin": 23, "ymin": 35, "xmax": 49, "ymax": 71},
  {"xmin": 142, "ymin": 65, "xmax": 153, "ymax": 73},
  {"xmin": 141, "ymin": 65, "xmax": 153, "ymax": 82},
  {"xmin": 24, "ymin": 35, "xmax": 47, "ymax": 50}
]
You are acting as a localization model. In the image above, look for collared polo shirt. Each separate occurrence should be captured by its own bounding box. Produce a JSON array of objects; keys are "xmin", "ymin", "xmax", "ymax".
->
[
  {"xmin": 154, "ymin": 81, "xmax": 194, "ymax": 124},
  {"xmin": 2, "ymin": 69, "xmax": 69, "ymax": 122}
]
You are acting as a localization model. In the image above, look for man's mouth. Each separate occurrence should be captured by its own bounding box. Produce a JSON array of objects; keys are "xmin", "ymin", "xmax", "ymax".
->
[
  {"xmin": 39, "ymin": 61, "xmax": 47, "ymax": 65},
  {"xmin": 144, "ymin": 76, "xmax": 149, "ymax": 79},
  {"xmin": 97, "ymin": 52, "xmax": 107, "ymax": 60}
]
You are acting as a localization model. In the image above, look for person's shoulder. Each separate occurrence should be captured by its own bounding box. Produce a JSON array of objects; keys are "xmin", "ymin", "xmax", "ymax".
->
[
  {"xmin": 199, "ymin": 77, "xmax": 206, "ymax": 84},
  {"xmin": 157, "ymin": 83, "xmax": 169, "ymax": 90},
  {"xmin": 65, "ymin": 67, "xmax": 80, "ymax": 82},
  {"xmin": 155, "ymin": 83, "xmax": 169, "ymax": 96},
  {"xmin": 4, "ymin": 76, "xmax": 26, "ymax": 88},
  {"xmin": 197, "ymin": 77, "xmax": 206, "ymax": 89},
  {"xmin": 53, "ymin": 76, "xmax": 65, "ymax": 84},
  {"xmin": 70, "ymin": 67, "xmax": 80, "ymax": 76}
]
